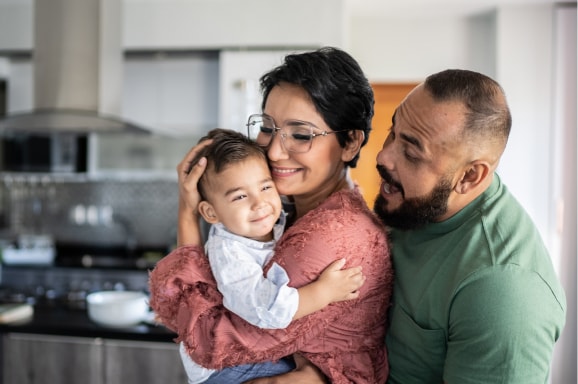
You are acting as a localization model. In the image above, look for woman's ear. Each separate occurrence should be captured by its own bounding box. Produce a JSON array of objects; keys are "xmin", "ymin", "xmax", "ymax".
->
[
  {"xmin": 455, "ymin": 161, "xmax": 490, "ymax": 194},
  {"xmin": 341, "ymin": 130, "xmax": 365, "ymax": 163},
  {"xmin": 198, "ymin": 201, "xmax": 219, "ymax": 224}
]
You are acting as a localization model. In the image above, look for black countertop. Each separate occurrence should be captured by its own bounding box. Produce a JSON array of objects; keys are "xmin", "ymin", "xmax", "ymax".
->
[
  {"xmin": 0, "ymin": 265, "xmax": 177, "ymax": 343},
  {"xmin": 0, "ymin": 304, "xmax": 177, "ymax": 343}
]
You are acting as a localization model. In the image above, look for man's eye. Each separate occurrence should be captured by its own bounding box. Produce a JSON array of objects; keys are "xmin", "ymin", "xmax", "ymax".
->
[
  {"xmin": 404, "ymin": 151, "xmax": 420, "ymax": 163},
  {"xmin": 260, "ymin": 126, "xmax": 274, "ymax": 135}
]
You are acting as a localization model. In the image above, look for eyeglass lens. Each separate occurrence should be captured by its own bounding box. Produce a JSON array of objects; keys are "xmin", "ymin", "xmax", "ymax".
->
[{"xmin": 247, "ymin": 115, "xmax": 314, "ymax": 153}]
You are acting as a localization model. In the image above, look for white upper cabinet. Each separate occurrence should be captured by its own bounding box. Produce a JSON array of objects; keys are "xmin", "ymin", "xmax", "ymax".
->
[
  {"xmin": 218, "ymin": 50, "xmax": 300, "ymax": 133},
  {"xmin": 0, "ymin": 0, "xmax": 344, "ymax": 51},
  {"xmin": 123, "ymin": 52, "xmax": 219, "ymax": 136},
  {"xmin": 124, "ymin": 0, "xmax": 344, "ymax": 49}
]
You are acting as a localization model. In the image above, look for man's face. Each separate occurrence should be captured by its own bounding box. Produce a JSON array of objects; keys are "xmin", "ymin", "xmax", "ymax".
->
[
  {"xmin": 374, "ymin": 164, "xmax": 453, "ymax": 230},
  {"xmin": 374, "ymin": 84, "xmax": 467, "ymax": 230}
]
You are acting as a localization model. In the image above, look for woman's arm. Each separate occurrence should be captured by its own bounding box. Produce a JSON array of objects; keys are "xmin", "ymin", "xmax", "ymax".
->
[
  {"xmin": 149, "ymin": 242, "xmax": 334, "ymax": 368},
  {"xmin": 150, "ymin": 195, "xmax": 392, "ymax": 375},
  {"xmin": 176, "ymin": 140, "xmax": 211, "ymax": 246}
]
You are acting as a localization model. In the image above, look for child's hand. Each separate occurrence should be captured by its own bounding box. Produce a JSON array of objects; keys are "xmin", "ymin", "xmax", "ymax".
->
[
  {"xmin": 293, "ymin": 259, "xmax": 366, "ymax": 320},
  {"xmin": 317, "ymin": 258, "xmax": 365, "ymax": 303}
]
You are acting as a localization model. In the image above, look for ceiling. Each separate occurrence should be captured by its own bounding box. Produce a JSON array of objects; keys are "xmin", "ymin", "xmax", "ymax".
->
[{"xmin": 345, "ymin": 0, "xmax": 560, "ymax": 17}]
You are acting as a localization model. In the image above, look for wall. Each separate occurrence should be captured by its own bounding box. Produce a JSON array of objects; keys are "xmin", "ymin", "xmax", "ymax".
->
[
  {"xmin": 347, "ymin": 10, "xmax": 496, "ymax": 82},
  {"xmin": 348, "ymin": 5, "xmax": 576, "ymax": 383},
  {"xmin": 347, "ymin": 2, "xmax": 566, "ymax": 254},
  {"xmin": 123, "ymin": 0, "xmax": 344, "ymax": 49},
  {"xmin": 550, "ymin": 5, "xmax": 577, "ymax": 383},
  {"xmin": 495, "ymin": 4, "xmax": 554, "ymax": 250},
  {"xmin": 0, "ymin": 0, "xmax": 344, "ymax": 51}
]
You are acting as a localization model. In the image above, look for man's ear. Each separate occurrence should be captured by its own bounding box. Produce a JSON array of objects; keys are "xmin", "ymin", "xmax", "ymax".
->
[
  {"xmin": 198, "ymin": 201, "xmax": 219, "ymax": 224},
  {"xmin": 341, "ymin": 130, "xmax": 365, "ymax": 163},
  {"xmin": 455, "ymin": 161, "xmax": 490, "ymax": 194}
]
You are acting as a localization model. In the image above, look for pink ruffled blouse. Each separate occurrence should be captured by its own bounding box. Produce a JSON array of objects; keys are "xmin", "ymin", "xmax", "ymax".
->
[{"xmin": 149, "ymin": 188, "xmax": 393, "ymax": 383}]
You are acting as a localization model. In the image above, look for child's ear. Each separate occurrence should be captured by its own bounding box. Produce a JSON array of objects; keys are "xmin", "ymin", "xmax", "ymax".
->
[{"xmin": 198, "ymin": 201, "xmax": 219, "ymax": 224}]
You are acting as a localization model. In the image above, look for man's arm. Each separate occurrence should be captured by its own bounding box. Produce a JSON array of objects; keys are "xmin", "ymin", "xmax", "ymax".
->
[
  {"xmin": 243, "ymin": 354, "xmax": 327, "ymax": 384},
  {"xmin": 444, "ymin": 267, "xmax": 565, "ymax": 383}
]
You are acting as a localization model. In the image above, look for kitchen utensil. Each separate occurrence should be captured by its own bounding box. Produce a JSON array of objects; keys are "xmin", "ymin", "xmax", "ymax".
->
[{"xmin": 86, "ymin": 291, "xmax": 149, "ymax": 327}]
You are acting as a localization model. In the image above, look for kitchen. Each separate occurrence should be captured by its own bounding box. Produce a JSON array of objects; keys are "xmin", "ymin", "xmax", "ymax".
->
[{"xmin": 0, "ymin": 0, "xmax": 575, "ymax": 383}]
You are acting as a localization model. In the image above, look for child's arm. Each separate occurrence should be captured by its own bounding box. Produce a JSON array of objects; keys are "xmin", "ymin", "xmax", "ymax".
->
[{"xmin": 292, "ymin": 258, "xmax": 365, "ymax": 320}]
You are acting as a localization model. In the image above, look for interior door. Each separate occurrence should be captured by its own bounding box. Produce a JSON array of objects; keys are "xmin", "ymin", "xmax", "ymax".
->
[{"xmin": 350, "ymin": 83, "xmax": 418, "ymax": 206}]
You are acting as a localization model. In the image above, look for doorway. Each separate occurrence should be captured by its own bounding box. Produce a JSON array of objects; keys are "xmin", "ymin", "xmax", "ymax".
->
[{"xmin": 350, "ymin": 83, "xmax": 417, "ymax": 206}]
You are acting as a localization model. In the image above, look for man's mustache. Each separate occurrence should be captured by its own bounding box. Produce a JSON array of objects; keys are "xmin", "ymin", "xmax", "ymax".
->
[{"xmin": 376, "ymin": 164, "xmax": 402, "ymax": 192}]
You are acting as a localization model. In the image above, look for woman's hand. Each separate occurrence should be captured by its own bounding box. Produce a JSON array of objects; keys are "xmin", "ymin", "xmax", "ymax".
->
[
  {"xmin": 176, "ymin": 139, "xmax": 212, "ymax": 246},
  {"xmin": 242, "ymin": 354, "xmax": 327, "ymax": 384}
]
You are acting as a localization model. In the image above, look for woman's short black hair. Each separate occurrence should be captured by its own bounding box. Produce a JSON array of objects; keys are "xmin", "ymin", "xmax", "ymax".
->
[{"xmin": 259, "ymin": 47, "xmax": 374, "ymax": 168}]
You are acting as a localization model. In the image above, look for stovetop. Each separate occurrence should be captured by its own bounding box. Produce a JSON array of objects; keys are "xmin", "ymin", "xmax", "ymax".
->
[{"xmin": 0, "ymin": 265, "xmax": 150, "ymax": 310}]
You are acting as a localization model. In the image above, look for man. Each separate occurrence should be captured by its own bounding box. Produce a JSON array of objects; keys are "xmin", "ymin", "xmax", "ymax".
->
[
  {"xmin": 248, "ymin": 69, "xmax": 566, "ymax": 384},
  {"xmin": 374, "ymin": 69, "xmax": 565, "ymax": 383}
]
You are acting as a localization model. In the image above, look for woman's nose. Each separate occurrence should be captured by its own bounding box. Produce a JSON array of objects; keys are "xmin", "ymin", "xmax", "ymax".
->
[{"xmin": 267, "ymin": 132, "xmax": 289, "ymax": 161}]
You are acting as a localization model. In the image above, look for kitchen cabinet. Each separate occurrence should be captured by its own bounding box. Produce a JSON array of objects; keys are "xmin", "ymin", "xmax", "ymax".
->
[
  {"xmin": 1, "ymin": 333, "xmax": 186, "ymax": 384},
  {"xmin": 218, "ymin": 50, "xmax": 301, "ymax": 132},
  {"xmin": 0, "ymin": 0, "xmax": 343, "ymax": 51},
  {"xmin": 104, "ymin": 339, "xmax": 188, "ymax": 384},
  {"xmin": 2, "ymin": 333, "xmax": 103, "ymax": 384},
  {"xmin": 122, "ymin": 51, "xmax": 219, "ymax": 136}
]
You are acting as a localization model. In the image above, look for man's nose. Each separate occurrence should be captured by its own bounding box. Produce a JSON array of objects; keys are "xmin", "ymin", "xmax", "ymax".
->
[{"xmin": 376, "ymin": 142, "xmax": 394, "ymax": 171}]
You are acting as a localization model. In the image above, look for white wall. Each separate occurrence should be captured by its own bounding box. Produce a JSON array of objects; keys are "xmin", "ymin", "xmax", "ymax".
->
[
  {"xmin": 123, "ymin": 0, "xmax": 344, "ymax": 49},
  {"xmin": 349, "ymin": 15, "xmax": 471, "ymax": 83},
  {"xmin": 0, "ymin": 0, "xmax": 345, "ymax": 51},
  {"xmin": 347, "ymin": 10, "xmax": 496, "ymax": 82},
  {"xmin": 495, "ymin": 4, "xmax": 554, "ymax": 248},
  {"xmin": 347, "ymin": 3, "xmax": 568, "ymax": 251},
  {"xmin": 550, "ymin": 5, "xmax": 577, "ymax": 383},
  {"xmin": 348, "ymin": 5, "xmax": 576, "ymax": 383}
]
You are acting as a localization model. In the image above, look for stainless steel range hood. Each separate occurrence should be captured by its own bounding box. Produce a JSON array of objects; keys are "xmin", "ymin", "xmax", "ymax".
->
[{"xmin": 0, "ymin": 0, "xmax": 149, "ymax": 135}]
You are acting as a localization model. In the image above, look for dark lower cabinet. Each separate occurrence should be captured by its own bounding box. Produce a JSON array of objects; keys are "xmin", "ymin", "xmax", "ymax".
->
[
  {"xmin": 2, "ymin": 333, "xmax": 187, "ymax": 384},
  {"xmin": 104, "ymin": 339, "xmax": 188, "ymax": 384}
]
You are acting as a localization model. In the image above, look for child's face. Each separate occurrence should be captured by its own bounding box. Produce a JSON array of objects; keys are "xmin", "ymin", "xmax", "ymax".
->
[{"xmin": 200, "ymin": 157, "xmax": 282, "ymax": 242}]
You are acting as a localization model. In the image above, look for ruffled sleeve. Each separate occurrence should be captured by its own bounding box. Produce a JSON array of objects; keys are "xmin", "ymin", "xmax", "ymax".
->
[{"xmin": 149, "ymin": 189, "xmax": 393, "ymax": 383}]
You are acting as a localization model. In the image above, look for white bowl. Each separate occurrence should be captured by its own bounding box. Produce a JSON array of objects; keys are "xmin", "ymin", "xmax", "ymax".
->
[{"xmin": 86, "ymin": 291, "xmax": 149, "ymax": 327}]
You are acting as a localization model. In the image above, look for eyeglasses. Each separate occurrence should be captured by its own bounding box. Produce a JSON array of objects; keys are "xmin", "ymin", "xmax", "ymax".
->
[{"xmin": 246, "ymin": 114, "xmax": 347, "ymax": 154}]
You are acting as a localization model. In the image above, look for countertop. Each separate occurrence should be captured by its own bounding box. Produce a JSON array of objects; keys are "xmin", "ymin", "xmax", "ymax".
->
[{"xmin": 0, "ymin": 304, "xmax": 177, "ymax": 343}]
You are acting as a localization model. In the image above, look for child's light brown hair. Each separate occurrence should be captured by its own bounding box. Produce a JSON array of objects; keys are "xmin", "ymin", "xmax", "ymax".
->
[{"xmin": 191, "ymin": 128, "xmax": 268, "ymax": 202}]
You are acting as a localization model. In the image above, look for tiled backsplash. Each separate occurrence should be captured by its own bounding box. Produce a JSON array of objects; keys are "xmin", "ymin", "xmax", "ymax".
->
[{"xmin": 0, "ymin": 176, "xmax": 179, "ymax": 250}]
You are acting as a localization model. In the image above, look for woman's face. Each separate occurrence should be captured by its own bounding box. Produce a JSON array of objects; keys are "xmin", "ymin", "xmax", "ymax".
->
[{"xmin": 262, "ymin": 83, "xmax": 349, "ymax": 201}]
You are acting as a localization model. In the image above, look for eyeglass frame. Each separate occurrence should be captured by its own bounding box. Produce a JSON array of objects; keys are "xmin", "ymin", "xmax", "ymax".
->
[{"xmin": 246, "ymin": 113, "xmax": 350, "ymax": 154}]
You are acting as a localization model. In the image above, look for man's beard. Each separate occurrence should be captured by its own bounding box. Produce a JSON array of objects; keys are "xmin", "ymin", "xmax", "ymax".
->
[{"xmin": 373, "ymin": 167, "xmax": 452, "ymax": 231}]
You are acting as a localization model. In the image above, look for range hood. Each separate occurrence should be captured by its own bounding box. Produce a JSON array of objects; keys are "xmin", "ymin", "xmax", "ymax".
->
[{"xmin": 0, "ymin": 0, "xmax": 149, "ymax": 135}]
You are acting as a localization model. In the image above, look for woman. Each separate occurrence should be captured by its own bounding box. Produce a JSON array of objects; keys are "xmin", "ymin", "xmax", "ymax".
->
[{"xmin": 149, "ymin": 47, "xmax": 393, "ymax": 383}]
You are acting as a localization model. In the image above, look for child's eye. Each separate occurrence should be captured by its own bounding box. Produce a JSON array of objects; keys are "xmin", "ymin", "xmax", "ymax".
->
[
  {"xmin": 262, "ymin": 184, "xmax": 274, "ymax": 191},
  {"xmin": 232, "ymin": 194, "xmax": 247, "ymax": 201}
]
